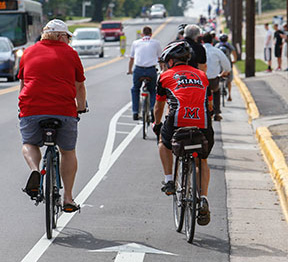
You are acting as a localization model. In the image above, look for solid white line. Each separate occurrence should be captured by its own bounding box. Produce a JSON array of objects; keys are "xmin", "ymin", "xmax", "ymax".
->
[
  {"xmin": 21, "ymin": 102, "xmax": 140, "ymax": 262},
  {"xmin": 117, "ymin": 122, "xmax": 136, "ymax": 126},
  {"xmin": 116, "ymin": 131, "xmax": 131, "ymax": 135}
]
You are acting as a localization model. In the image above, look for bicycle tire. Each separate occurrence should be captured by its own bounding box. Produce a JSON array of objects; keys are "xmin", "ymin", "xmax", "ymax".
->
[
  {"xmin": 173, "ymin": 157, "xmax": 186, "ymax": 232},
  {"xmin": 45, "ymin": 151, "xmax": 55, "ymax": 239},
  {"xmin": 221, "ymin": 81, "xmax": 225, "ymax": 107},
  {"xmin": 142, "ymin": 96, "xmax": 149, "ymax": 139},
  {"xmin": 185, "ymin": 157, "xmax": 197, "ymax": 243}
]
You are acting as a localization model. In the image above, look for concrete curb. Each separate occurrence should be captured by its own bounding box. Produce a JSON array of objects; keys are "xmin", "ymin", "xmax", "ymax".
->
[{"xmin": 233, "ymin": 68, "xmax": 288, "ymax": 223}]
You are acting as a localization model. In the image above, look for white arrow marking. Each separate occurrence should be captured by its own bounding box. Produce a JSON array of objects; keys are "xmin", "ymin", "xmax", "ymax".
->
[{"xmin": 89, "ymin": 243, "xmax": 177, "ymax": 262}]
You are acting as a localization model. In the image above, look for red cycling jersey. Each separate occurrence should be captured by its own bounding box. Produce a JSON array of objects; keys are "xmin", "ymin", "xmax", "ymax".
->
[
  {"xmin": 18, "ymin": 40, "xmax": 86, "ymax": 118},
  {"xmin": 156, "ymin": 64, "xmax": 212, "ymax": 129}
]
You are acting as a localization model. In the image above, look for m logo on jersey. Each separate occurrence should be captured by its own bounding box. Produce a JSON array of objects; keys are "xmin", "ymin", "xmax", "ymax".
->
[{"xmin": 183, "ymin": 107, "xmax": 200, "ymax": 119}]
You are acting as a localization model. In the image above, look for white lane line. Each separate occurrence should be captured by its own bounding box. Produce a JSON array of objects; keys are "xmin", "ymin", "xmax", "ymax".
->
[
  {"xmin": 117, "ymin": 122, "xmax": 136, "ymax": 126},
  {"xmin": 21, "ymin": 101, "xmax": 141, "ymax": 262},
  {"xmin": 116, "ymin": 131, "xmax": 131, "ymax": 135}
]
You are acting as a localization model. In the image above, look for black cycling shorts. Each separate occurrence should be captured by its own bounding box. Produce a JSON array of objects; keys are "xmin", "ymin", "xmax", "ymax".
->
[{"xmin": 160, "ymin": 119, "xmax": 214, "ymax": 159}]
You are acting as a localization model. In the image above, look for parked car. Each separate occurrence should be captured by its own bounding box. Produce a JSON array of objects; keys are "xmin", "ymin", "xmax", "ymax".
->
[
  {"xmin": 71, "ymin": 28, "xmax": 104, "ymax": 57},
  {"xmin": 149, "ymin": 4, "xmax": 167, "ymax": 19},
  {"xmin": 0, "ymin": 36, "xmax": 21, "ymax": 82},
  {"xmin": 100, "ymin": 21, "xmax": 124, "ymax": 41}
]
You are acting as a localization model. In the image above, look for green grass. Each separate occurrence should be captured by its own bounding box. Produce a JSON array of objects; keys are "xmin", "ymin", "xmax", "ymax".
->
[{"xmin": 235, "ymin": 59, "xmax": 268, "ymax": 74}]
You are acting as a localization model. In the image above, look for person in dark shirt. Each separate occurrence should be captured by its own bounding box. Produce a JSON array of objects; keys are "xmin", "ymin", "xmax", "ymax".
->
[
  {"xmin": 273, "ymin": 24, "xmax": 284, "ymax": 70},
  {"xmin": 184, "ymin": 24, "xmax": 207, "ymax": 72}
]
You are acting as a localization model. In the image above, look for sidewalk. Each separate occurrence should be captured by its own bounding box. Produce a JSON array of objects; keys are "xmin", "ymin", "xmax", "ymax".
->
[
  {"xmin": 221, "ymin": 69, "xmax": 288, "ymax": 261},
  {"xmin": 234, "ymin": 68, "xmax": 288, "ymax": 222}
]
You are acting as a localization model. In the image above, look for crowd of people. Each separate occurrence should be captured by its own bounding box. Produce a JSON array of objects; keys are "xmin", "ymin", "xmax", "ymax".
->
[{"xmin": 126, "ymin": 20, "xmax": 238, "ymax": 226}]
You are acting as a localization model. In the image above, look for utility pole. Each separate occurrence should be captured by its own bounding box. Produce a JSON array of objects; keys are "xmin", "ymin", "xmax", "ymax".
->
[
  {"xmin": 234, "ymin": 0, "xmax": 243, "ymax": 60},
  {"xmin": 245, "ymin": 0, "xmax": 255, "ymax": 77}
]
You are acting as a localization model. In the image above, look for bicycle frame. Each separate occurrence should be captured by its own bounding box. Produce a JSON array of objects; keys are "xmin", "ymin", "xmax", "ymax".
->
[{"xmin": 38, "ymin": 146, "xmax": 61, "ymax": 200}]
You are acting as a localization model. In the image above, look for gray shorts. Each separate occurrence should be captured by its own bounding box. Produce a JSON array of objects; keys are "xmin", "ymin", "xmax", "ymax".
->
[{"xmin": 19, "ymin": 115, "xmax": 79, "ymax": 151}]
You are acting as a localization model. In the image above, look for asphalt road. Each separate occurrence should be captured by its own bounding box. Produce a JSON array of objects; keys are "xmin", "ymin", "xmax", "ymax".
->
[{"xmin": 0, "ymin": 16, "xmax": 287, "ymax": 262}]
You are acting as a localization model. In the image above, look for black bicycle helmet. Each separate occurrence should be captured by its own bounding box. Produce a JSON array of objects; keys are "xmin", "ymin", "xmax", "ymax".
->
[
  {"xmin": 160, "ymin": 41, "xmax": 191, "ymax": 64},
  {"xmin": 218, "ymin": 45, "xmax": 229, "ymax": 56},
  {"xmin": 178, "ymin": 23, "xmax": 187, "ymax": 34},
  {"xmin": 219, "ymin": 33, "xmax": 228, "ymax": 42}
]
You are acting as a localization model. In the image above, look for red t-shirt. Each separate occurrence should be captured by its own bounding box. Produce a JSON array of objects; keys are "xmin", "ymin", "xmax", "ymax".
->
[
  {"xmin": 18, "ymin": 40, "xmax": 86, "ymax": 117},
  {"xmin": 156, "ymin": 64, "xmax": 211, "ymax": 129}
]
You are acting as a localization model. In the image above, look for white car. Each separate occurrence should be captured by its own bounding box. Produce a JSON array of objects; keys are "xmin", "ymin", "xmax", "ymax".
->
[
  {"xmin": 71, "ymin": 28, "xmax": 104, "ymax": 57},
  {"xmin": 149, "ymin": 4, "xmax": 167, "ymax": 19}
]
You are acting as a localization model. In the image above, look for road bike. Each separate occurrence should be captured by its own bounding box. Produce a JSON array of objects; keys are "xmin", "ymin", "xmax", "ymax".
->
[
  {"xmin": 171, "ymin": 127, "xmax": 208, "ymax": 243},
  {"xmin": 139, "ymin": 76, "xmax": 152, "ymax": 139},
  {"xmin": 219, "ymin": 76, "xmax": 228, "ymax": 107}
]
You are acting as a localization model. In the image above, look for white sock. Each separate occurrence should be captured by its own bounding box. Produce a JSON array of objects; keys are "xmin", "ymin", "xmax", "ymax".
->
[
  {"xmin": 200, "ymin": 195, "xmax": 208, "ymax": 201},
  {"xmin": 164, "ymin": 174, "xmax": 173, "ymax": 183}
]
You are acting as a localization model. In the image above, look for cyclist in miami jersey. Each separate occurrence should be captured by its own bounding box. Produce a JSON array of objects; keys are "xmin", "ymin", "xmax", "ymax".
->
[{"xmin": 153, "ymin": 41, "xmax": 214, "ymax": 225}]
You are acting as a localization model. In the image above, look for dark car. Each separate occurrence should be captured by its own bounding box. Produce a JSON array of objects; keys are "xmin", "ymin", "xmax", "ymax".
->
[
  {"xmin": 100, "ymin": 21, "xmax": 124, "ymax": 41},
  {"xmin": 0, "ymin": 37, "xmax": 21, "ymax": 82}
]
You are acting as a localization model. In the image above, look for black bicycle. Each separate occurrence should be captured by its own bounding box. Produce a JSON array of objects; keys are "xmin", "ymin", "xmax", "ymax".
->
[
  {"xmin": 139, "ymin": 76, "xmax": 152, "ymax": 139},
  {"xmin": 219, "ymin": 76, "xmax": 228, "ymax": 107},
  {"xmin": 33, "ymin": 118, "xmax": 63, "ymax": 239},
  {"xmin": 171, "ymin": 127, "xmax": 208, "ymax": 243}
]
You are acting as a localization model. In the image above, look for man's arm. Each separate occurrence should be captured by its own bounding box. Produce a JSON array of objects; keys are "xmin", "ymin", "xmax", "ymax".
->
[
  {"xmin": 128, "ymin": 57, "xmax": 134, "ymax": 74},
  {"xmin": 198, "ymin": 63, "xmax": 207, "ymax": 72},
  {"xmin": 154, "ymin": 100, "xmax": 166, "ymax": 124},
  {"xmin": 19, "ymin": 79, "xmax": 24, "ymax": 91},
  {"xmin": 75, "ymin": 81, "xmax": 86, "ymax": 111}
]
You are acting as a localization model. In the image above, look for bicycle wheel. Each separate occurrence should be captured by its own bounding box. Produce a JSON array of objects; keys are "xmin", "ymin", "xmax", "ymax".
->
[
  {"xmin": 221, "ymin": 81, "xmax": 225, "ymax": 107},
  {"xmin": 185, "ymin": 157, "xmax": 197, "ymax": 243},
  {"xmin": 45, "ymin": 151, "xmax": 56, "ymax": 239},
  {"xmin": 173, "ymin": 157, "xmax": 186, "ymax": 232},
  {"xmin": 142, "ymin": 96, "xmax": 149, "ymax": 139}
]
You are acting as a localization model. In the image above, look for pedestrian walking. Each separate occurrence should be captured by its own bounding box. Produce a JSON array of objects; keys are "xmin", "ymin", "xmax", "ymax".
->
[{"xmin": 264, "ymin": 23, "xmax": 273, "ymax": 72}]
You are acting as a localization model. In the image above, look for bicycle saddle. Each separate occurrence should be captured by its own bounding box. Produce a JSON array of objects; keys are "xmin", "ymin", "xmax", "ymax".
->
[{"xmin": 39, "ymin": 118, "xmax": 62, "ymax": 129}]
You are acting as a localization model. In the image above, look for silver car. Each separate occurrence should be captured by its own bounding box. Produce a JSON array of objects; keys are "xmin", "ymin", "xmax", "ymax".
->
[
  {"xmin": 71, "ymin": 28, "xmax": 104, "ymax": 57},
  {"xmin": 0, "ymin": 36, "xmax": 21, "ymax": 82}
]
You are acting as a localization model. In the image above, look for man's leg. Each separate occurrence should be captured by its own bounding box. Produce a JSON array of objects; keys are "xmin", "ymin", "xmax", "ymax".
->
[
  {"xmin": 159, "ymin": 142, "xmax": 173, "ymax": 176},
  {"xmin": 59, "ymin": 148, "xmax": 77, "ymax": 204},
  {"xmin": 22, "ymin": 144, "xmax": 41, "ymax": 171},
  {"xmin": 131, "ymin": 68, "xmax": 143, "ymax": 117},
  {"xmin": 200, "ymin": 159, "xmax": 210, "ymax": 196}
]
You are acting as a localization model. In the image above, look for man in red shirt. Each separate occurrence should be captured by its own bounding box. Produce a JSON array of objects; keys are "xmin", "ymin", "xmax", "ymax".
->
[
  {"xmin": 153, "ymin": 41, "xmax": 214, "ymax": 225},
  {"xmin": 18, "ymin": 19, "xmax": 87, "ymax": 212}
]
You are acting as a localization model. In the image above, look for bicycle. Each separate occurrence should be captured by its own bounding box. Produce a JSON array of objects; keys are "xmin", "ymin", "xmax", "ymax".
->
[
  {"xmin": 139, "ymin": 76, "xmax": 152, "ymax": 139},
  {"xmin": 219, "ymin": 76, "xmax": 228, "ymax": 107},
  {"xmin": 33, "ymin": 109, "xmax": 88, "ymax": 239},
  {"xmin": 171, "ymin": 126, "xmax": 208, "ymax": 243}
]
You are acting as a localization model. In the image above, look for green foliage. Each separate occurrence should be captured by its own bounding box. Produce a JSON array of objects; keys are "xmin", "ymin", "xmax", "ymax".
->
[
  {"xmin": 260, "ymin": 0, "xmax": 286, "ymax": 11},
  {"xmin": 235, "ymin": 59, "xmax": 269, "ymax": 74}
]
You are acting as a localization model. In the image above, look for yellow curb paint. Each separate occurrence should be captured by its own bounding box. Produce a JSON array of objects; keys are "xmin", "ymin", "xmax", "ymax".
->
[
  {"xmin": 256, "ymin": 127, "xmax": 288, "ymax": 223},
  {"xmin": 233, "ymin": 67, "xmax": 259, "ymax": 122}
]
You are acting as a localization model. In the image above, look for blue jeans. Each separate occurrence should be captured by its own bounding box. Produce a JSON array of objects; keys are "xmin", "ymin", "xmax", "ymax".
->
[{"xmin": 131, "ymin": 66, "xmax": 157, "ymax": 114}]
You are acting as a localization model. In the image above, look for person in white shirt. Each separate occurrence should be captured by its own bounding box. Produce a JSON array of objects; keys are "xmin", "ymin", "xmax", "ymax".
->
[
  {"xmin": 264, "ymin": 23, "xmax": 273, "ymax": 72},
  {"xmin": 127, "ymin": 26, "xmax": 162, "ymax": 120},
  {"xmin": 203, "ymin": 32, "xmax": 231, "ymax": 121}
]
